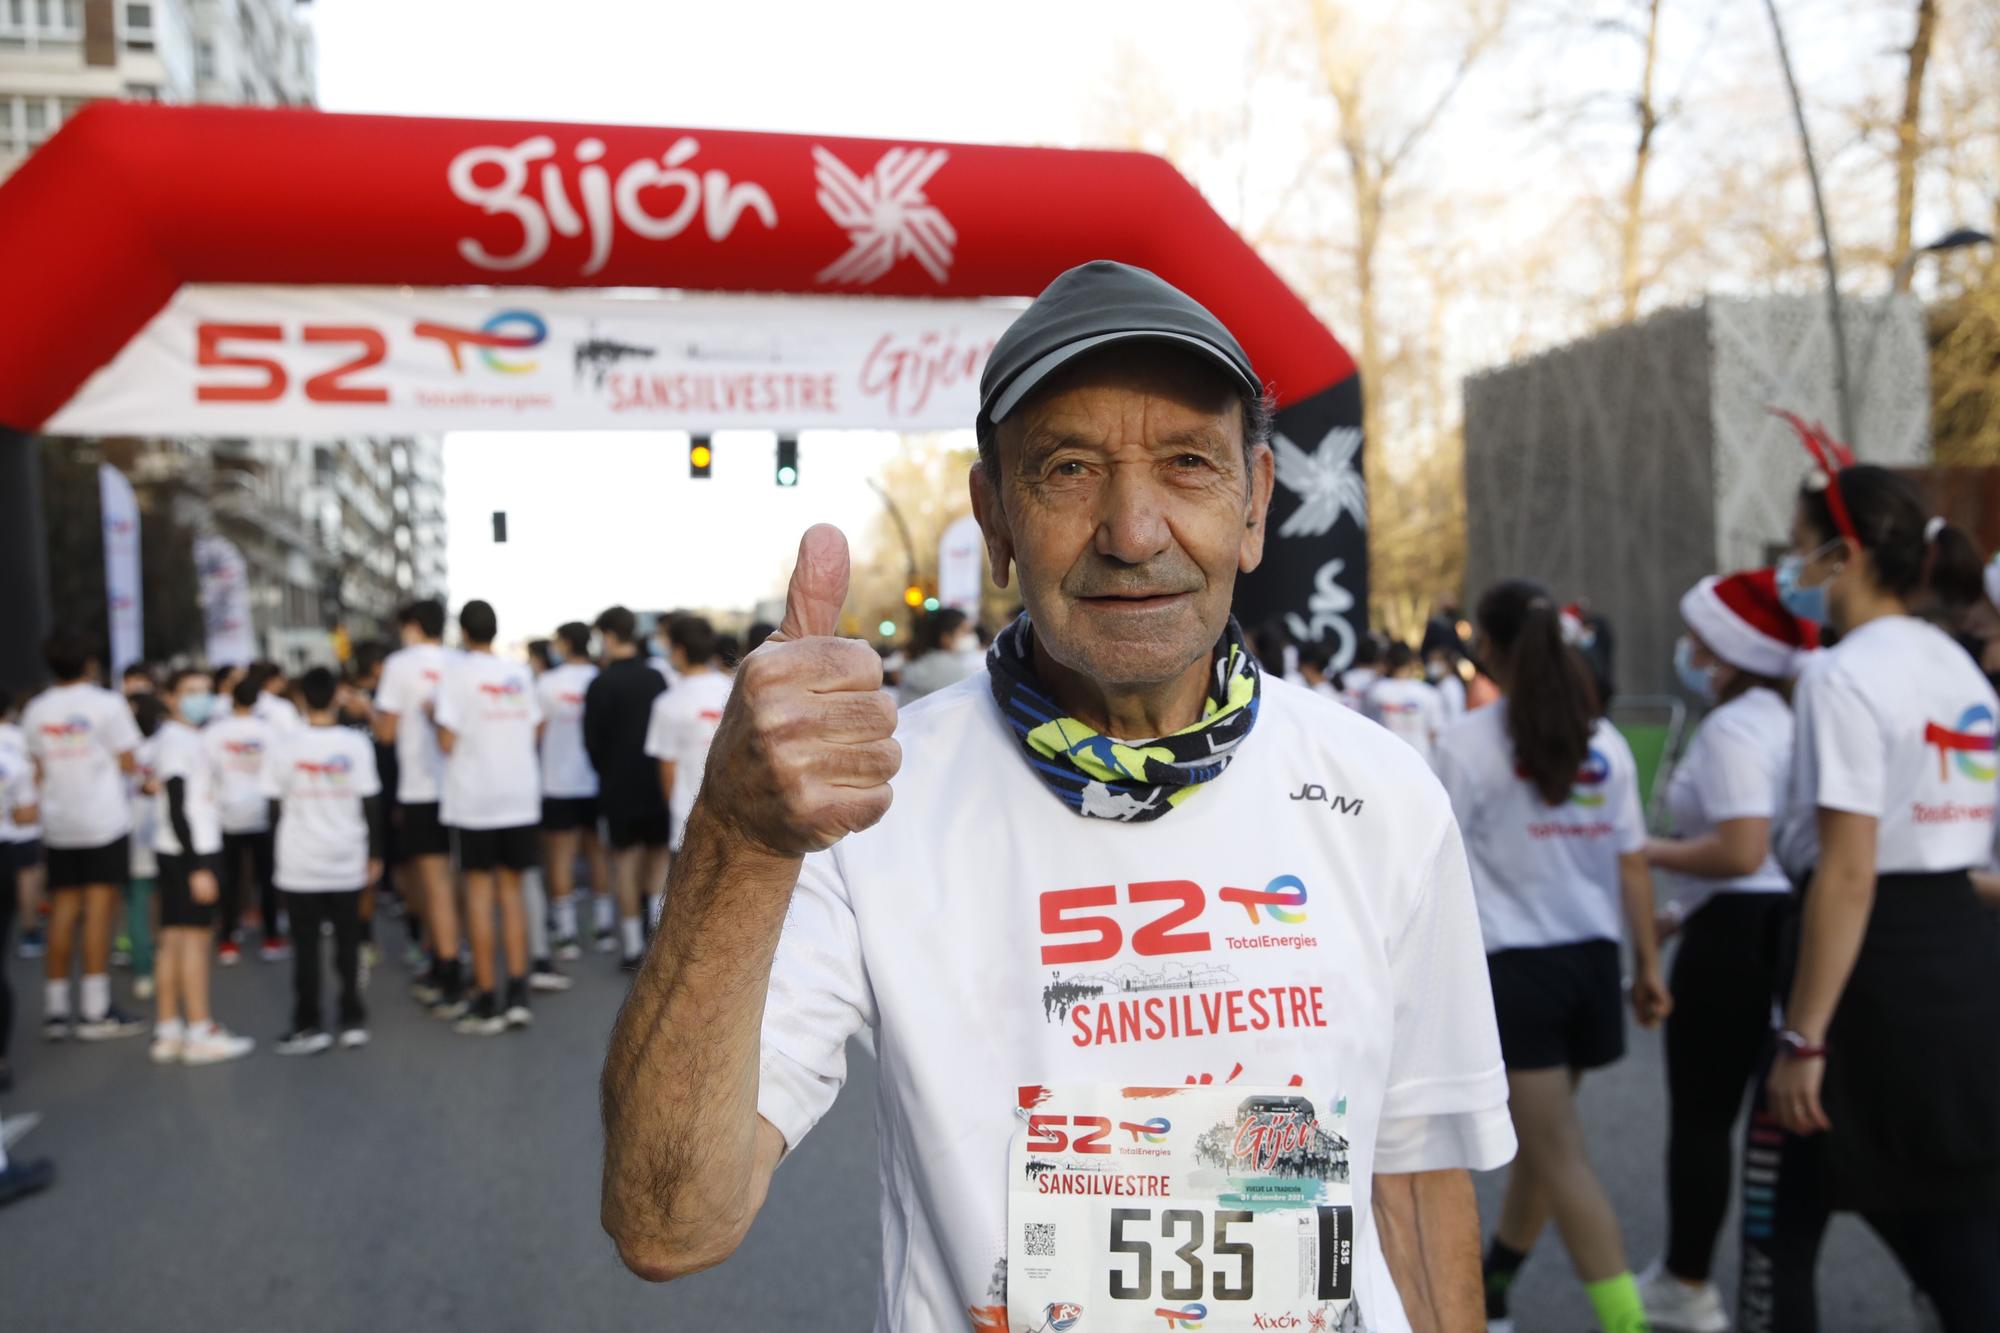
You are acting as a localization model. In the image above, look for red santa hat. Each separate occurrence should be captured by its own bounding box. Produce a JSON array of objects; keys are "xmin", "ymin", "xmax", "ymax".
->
[{"xmin": 1679, "ymin": 568, "xmax": 1820, "ymax": 678}]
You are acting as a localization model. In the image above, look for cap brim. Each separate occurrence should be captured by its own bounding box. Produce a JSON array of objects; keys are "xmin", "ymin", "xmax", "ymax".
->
[{"xmin": 985, "ymin": 330, "xmax": 1261, "ymax": 424}]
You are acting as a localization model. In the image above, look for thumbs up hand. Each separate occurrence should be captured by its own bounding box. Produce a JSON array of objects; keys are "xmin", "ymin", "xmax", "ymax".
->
[{"xmin": 700, "ymin": 525, "xmax": 901, "ymax": 858}]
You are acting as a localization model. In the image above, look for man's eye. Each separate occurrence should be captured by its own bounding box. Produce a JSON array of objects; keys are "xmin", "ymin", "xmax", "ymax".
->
[
  {"xmin": 1053, "ymin": 460, "xmax": 1088, "ymax": 477},
  {"xmin": 1174, "ymin": 454, "xmax": 1210, "ymax": 469}
]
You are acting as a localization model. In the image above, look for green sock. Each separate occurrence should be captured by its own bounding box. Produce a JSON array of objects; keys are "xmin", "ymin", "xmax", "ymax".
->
[{"xmin": 1584, "ymin": 1271, "xmax": 1649, "ymax": 1333}]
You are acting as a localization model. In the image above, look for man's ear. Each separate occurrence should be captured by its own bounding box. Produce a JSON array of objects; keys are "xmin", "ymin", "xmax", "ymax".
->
[
  {"xmin": 1238, "ymin": 441, "xmax": 1275, "ymax": 574},
  {"xmin": 969, "ymin": 461, "xmax": 1014, "ymax": 590}
]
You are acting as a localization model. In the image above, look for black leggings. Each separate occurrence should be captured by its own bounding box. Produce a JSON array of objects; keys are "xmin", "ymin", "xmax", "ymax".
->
[
  {"xmin": 283, "ymin": 890, "xmax": 365, "ymax": 1033},
  {"xmin": 1663, "ymin": 892, "xmax": 1784, "ymax": 1281},
  {"xmin": 1739, "ymin": 1090, "xmax": 2000, "ymax": 1331},
  {"xmin": 218, "ymin": 830, "xmax": 276, "ymax": 944}
]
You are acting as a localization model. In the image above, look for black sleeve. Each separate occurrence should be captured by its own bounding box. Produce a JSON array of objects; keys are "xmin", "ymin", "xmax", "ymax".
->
[
  {"xmin": 166, "ymin": 775, "xmax": 196, "ymax": 856},
  {"xmin": 363, "ymin": 793, "xmax": 384, "ymax": 862},
  {"xmin": 267, "ymin": 798, "xmax": 281, "ymax": 835},
  {"xmin": 582, "ymin": 675, "xmax": 609, "ymax": 772}
]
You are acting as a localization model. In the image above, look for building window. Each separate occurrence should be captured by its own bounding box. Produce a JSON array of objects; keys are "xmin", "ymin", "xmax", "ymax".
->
[
  {"xmin": 23, "ymin": 97, "xmax": 46, "ymax": 144},
  {"xmin": 195, "ymin": 38, "xmax": 213, "ymax": 79},
  {"xmin": 123, "ymin": 0, "xmax": 152, "ymax": 49}
]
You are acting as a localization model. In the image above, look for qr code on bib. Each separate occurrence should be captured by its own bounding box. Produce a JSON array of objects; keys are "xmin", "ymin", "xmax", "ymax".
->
[{"xmin": 1024, "ymin": 1223, "xmax": 1057, "ymax": 1257}]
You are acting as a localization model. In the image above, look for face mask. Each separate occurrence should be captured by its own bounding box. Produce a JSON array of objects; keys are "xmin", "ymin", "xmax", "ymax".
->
[
  {"xmin": 181, "ymin": 693, "xmax": 216, "ymax": 726},
  {"xmin": 1775, "ymin": 552, "xmax": 1832, "ymax": 626},
  {"xmin": 1672, "ymin": 637, "xmax": 1715, "ymax": 702}
]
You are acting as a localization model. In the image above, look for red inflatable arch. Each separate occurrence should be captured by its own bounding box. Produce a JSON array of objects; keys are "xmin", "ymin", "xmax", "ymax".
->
[{"xmin": 0, "ymin": 103, "xmax": 1366, "ymax": 676}]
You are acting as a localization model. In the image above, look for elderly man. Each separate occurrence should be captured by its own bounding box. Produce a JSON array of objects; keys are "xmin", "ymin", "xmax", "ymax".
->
[{"xmin": 601, "ymin": 262, "xmax": 1513, "ymax": 1332}]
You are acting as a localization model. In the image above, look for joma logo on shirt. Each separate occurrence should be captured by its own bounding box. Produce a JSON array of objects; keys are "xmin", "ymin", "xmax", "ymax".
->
[{"xmin": 1288, "ymin": 783, "xmax": 1363, "ymax": 815}]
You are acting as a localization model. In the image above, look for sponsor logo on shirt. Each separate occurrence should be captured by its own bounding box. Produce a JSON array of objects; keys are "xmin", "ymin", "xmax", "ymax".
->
[
  {"xmin": 1923, "ymin": 704, "xmax": 1997, "ymax": 783},
  {"xmin": 478, "ymin": 680, "xmax": 527, "ymax": 698},
  {"xmin": 40, "ymin": 715, "xmax": 91, "ymax": 739},
  {"xmin": 1157, "ymin": 1304, "xmax": 1207, "ymax": 1329},
  {"xmin": 1288, "ymin": 782, "xmax": 1364, "ymax": 815},
  {"xmin": 1568, "ymin": 747, "xmax": 1611, "ymax": 807},
  {"xmin": 1119, "ymin": 1116, "xmax": 1172, "ymax": 1144},
  {"xmin": 1043, "ymin": 1302, "xmax": 1084, "ymax": 1331},
  {"xmin": 1219, "ymin": 874, "xmax": 1308, "ymax": 926},
  {"xmin": 296, "ymin": 755, "xmax": 354, "ymax": 784}
]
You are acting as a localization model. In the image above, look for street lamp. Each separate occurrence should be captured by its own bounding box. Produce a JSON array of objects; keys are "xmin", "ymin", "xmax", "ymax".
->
[{"xmin": 1857, "ymin": 224, "xmax": 1997, "ymax": 405}]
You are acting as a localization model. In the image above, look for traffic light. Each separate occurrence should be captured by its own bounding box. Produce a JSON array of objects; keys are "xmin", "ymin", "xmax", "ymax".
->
[
  {"xmin": 775, "ymin": 434, "xmax": 799, "ymax": 487},
  {"xmin": 690, "ymin": 435, "xmax": 713, "ymax": 478}
]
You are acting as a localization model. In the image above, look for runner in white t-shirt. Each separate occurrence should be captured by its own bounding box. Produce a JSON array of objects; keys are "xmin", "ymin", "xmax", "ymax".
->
[
  {"xmin": 537, "ymin": 622, "xmax": 608, "ymax": 962},
  {"xmin": 1337, "ymin": 636, "xmax": 1381, "ymax": 714},
  {"xmin": 1363, "ymin": 643, "xmax": 1448, "ymax": 769},
  {"xmin": 0, "ymin": 696, "xmax": 47, "ymax": 972},
  {"xmin": 146, "ymin": 669, "xmax": 254, "ymax": 1066},
  {"xmin": 434, "ymin": 600, "xmax": 543, "ymax": 1035},
  {"xmin": 1633, "ymin": 568, "xmax": 1816, "ymax": 1331},
  {"xmin": 602, "ymin": 263, "xmax": 1515, "ymax": 1332},
  {"xmin": 202, "ymin": 677, "xmax": 281, "ymax": 965},
  {"xmin": 0, "ymin": 718, "xmax": 41, "ymax": 1085},
  {"xmin": 263, "ymin": 667, "xmax": 384, "ymax": 1055},
  {"xmin": 374, "ymin": 601, "xmax": 462, "ymax": 1015},
  {"xmin": 1433, "ymin": 580, "xmax": 1667, "ymax": 1333},
  {"xmin": 21, "ymin": 632, "xmax": 145, "ymax": 1042},
  {"xmin": 643, "ymin": 617, "xmax": 733, "ymax": 858},
  {"xmin": 1748, "ymin": 458, "xmax": 2000, "ymax": 1328},
  {"xmin": 251, "ymin": 663, "xmax": 303, "ymax": 735}
]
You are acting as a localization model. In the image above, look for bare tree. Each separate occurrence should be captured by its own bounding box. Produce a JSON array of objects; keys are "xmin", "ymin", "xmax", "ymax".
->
[
  {"xmin": 1891, "ymin": 0, "xmax": 1940, "ymax": 288},
  {"xmin": 1619, "ymin": 0, "xmax": 1665, "ymax": 319}
]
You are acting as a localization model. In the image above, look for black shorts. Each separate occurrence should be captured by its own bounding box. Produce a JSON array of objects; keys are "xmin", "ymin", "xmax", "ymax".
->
[
  {"xmin": 541, "ymin": 796, "xmax": 599, "ymax": 832},
  {"xmin": 45, "ymin": 837, "xmax": 130, "ymax": 891},
  {"xmin": 157, "ymin": 851, "xmax": 220, "ymax": 928},
  {"xmin": 1487, "ymin": 938, "xmax": 1626, "ymax": 1071},
  {"xmin": 604, "ymin": 811, "xmax": 669, "ymax": 851},
  {"xmin": 397, "ymin": 802, "xmax": 450, "ymax": 861},
  {"xmin": 3, "ymin": 839, "xmax": 43, "ymax": 874},
  {"xmin": 452, "ymin": 824, "xmax": 538, "ymax": 873}
]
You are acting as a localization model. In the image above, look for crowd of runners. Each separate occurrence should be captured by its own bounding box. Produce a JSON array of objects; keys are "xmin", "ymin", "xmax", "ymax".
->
[{"xmin": 5, "ymin": 265, "xmax": 2000, "ymax": 1333}]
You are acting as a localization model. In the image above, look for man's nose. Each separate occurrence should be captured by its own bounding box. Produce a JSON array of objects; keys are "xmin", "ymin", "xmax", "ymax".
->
[{"xmin": 1093, "ymin": 463, "xmax": 1174, "ymax": 566}]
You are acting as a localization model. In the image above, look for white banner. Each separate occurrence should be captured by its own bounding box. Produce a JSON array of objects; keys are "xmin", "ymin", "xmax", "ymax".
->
[
  {"xmin": 194, "ymin": 534, "xmax": 257, "ymax": 667},
  {"xmin": 47, "ymin": 285, "xmax": 1020, "ymax": 436},
  {"xmin": 98, "ymin": 464, "xmax": 143, "ymax": 677},
  {"xmin": 936, "ymin": 512, "xmax": 985, "ymax": 616}
]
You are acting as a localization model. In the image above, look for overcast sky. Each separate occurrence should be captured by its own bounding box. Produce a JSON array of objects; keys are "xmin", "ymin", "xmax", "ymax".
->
[{"xmin": 309, "ymin": 0, "xmax": 1249, "ymax": 638}]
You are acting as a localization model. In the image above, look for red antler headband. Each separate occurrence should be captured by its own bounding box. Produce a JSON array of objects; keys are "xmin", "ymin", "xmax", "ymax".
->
[{"xmin": 1768, "ymin": 407, "xmax": 1859, "ymax": 545}]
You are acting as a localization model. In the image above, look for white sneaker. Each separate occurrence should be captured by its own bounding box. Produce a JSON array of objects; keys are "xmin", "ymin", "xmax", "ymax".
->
[
  {"xmin": 504, "ymin": 1003, "xmax": 533, "ymax": 1029},
  {"xmin": 1638, "ymin": 1260, "xmax": 1730, "ymax": 1332},
  {"xmin": 527, "ymin": 969, "xmax": 573, "ymax": 993},
  {"xmin": 275, "ymin": 1029, "xmax": 334, "ymax": 1057},
  {"xmin": 133, "ymin": 976, "xmax": 156, "ymax": 1001},
  {"xmin": 149, "ymin": 1022, "xmax": 185, "ymax": 1065},
  {"xmin": 338, "ymin": 1028, "xmax": 370, "ymax": 1049},
  {"xmin": 180, "ymin": 1023, "xmax": 255, "ymax": 1065}
]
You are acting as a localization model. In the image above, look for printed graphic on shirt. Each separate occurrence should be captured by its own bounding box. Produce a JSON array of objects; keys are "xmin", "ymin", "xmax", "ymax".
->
[
  {"xmin": 1923, "ymin": 703, "xmax": 1997, "ymax": 783},
  {"xmin": 293, "ymin": 753, "xmax": 362, "ymax": 788}
]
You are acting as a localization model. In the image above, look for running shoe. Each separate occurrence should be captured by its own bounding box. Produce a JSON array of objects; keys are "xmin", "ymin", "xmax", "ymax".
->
[
  {"xmin": 410, "ymin": 975, "xmax": 444, "ymax": 1006},
  {"xmin": 180, "ymin": 1023, "xmax": 255, "ymax": 1065},
  {"xmin": 42, "ymin": 1016, "xmax": 70, "ymax": 1042},
  {"xmin": 1637, "ymin": 1261, "xmax": 1729, "ymax": 1333},
  {"xmin": 593, "ymin": 928, "xmax": 617, "ymax": 954},
  {"xmin": 259, "ymin": 939, "xmax": 292, "ymax": 963},
  {"xmin": 337, "ymin": 1028, "xmax": 370, "ymax": 1050},
  {"xmin": 275, "ymin": 1029, "xmax": 334, "ymax": 1057},
  {"xmin": 454, "ymin": 995, "xmax": 507, "ymax": 1037},
  {"xmin": 554, "ymin": 935, "xmax": 582, "ymax": 962},
  {"xmin": 528, "ymin": 966, "xmax": 573, "ymax": 993},
  {"xmin": 133, "ymin": 975, "xmax": 155, "ymax": 1002},
  {"xmin": 75, "ymin": 1008, "xmax": 147, "ymax": 1041},
  {"xmin": 0, "ymin": 1157, "xmax": 55, "ymax": 1208},
  {"xmin": 430, "ymin": 993, "xmax": 471, "ymax": 1022},
  {"xmin": 505, "ymin": 1002, "xmax": 533, "ymax": 1029},
  {"xmin": 217, "ymin": 941, "xmax": 242, "ymax": 967},
  {"xmin": 149, "ymin": 1023, "xmax": 185, "ymax": 1064}
]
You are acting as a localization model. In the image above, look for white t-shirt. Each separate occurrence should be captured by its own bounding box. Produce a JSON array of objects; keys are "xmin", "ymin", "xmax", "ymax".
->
[
  {"xmin": 434, "ymin": 651, "xmax": 542, "ymax": 831},
  {"xmin": 150, "ymin": 719, "xmax": 223, "ymax": 857},
  {"xmin": 128, "ymin": 740, "xmax": 160, "ymax": 877},
  {"xmin": 262, "ymin": 724, "xmax": 382, "ymax": 892},
  {"xmin": 1364, "ymin": 676, "xmax": 1448, "ymax": 769},
  {"xmin": 1658, "ymin": 686, "xmax": 1794, "ymax": 915},
  {"xmin": 254, "ymin": 692, "xmax": 303, "ymax": 734},
  {"xmin": 536, "ymin": 661, "xmax": 600, "ymax": 799},
  {"xmin": 0, "ymin": 723, "xmax": 38, "ymax": 844},
  {"xmin": 1786, "ymin": 615, "xmax": 2000, "ymax": 874},
  {"xmin": 642, "ymin": 670, "xmax": 733, "ymax": 850},
  {"xmin": 202, "ymin": 711, "xmax": 276, "ymax": 834},
  {"xmin": 1338, "ymin": 665, "xmax": 1379, "ymax": 713},
  {"xmin": 22, "ymin": 682, "xmax": 141, "ymax": 849},
  {"xmin": 1434, "ymin": 705, "xmax": 1647, "ymax": 952},
  {"xmin": 1432, "ymin": 670, "xmax": 1468, "ymax": 722},
  {"xmin": 376, "ymin": 643, "xmax": 451, "ymax": 805},
  {"xmin": 757, "ymin": 676, "xmax": 1514, "ymax": 1333}
]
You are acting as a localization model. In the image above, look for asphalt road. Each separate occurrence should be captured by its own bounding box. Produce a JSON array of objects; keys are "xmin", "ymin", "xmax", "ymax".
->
[{"xmin": 1, "ymin": 933, "xmax": 1915, "ymax": 1331}]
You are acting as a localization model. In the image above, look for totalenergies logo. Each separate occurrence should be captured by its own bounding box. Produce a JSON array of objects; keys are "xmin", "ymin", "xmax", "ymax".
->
[
  {"xmin": 1569, "ymin": 747, "xmax": 1611, "ymax": 807},
  {"xmin": 40, "ymin": 715, "xmax": 90, "ymax": 738},
  {"xmin": 413, "ymin": 309, "xmax": 548, "ymax": 375},
  {"xmin": 1219, "ymin": 874, "xmax": 1307, "ymax": 926},
  {"xmin": 296, "ymin": 755, "xmax": 353, "ymax": 782},
  {"xmin": 1118, "ymin": 1116, "xmax": 1171, "ymax": 1145},
  {"xmin": 1156, "ymin": 1304, "xmax": 1207, "ymax": 1329},
  {"xmin": 479, "ymin": 679, "xmax": 527, "ymax": 698},
  {"xmin": 1924, "ymin": 704, "xmax": 1998, "ymax": 783}
]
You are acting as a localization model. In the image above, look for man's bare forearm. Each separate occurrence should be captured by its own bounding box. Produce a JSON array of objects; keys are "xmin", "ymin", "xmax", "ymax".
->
[
  {"xmin": 599, "ymin": 801, "xmax": 796, "ymax": 1279},
  {"xmin": 1372, "ymin": 1168, "xmax": 1482, "ymax": 1333}
]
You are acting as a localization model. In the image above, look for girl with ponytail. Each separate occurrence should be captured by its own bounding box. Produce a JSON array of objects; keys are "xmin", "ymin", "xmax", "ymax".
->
[
  {"xmin": 1434, "ymin": 579, "xmax": 1669, "ymax": 1333},
  {"xmin": 1746, "ymin": 462, "xmax": 2000, "ymax": 1330}
]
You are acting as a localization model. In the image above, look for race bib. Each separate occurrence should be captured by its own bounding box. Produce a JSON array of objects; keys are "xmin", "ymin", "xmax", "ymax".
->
[{"xmin": 1007, "ymin": 1084, "xmax": 1362, "ymax": 1333}]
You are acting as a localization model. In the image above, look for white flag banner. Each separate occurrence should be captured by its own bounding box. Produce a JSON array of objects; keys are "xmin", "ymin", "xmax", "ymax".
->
[
  {"xmin": 47, "ymin": 285, "xmax": 1020, "ymax": 436},
  {"xmin": 194, "ymin": 534, "xmax": 257, "ymax": 667},
  {"xmin": 936, "ymin": 512, "xmax": 986, "ymax": 616},
  {"xmin": 98, "ymin": 464, "xmax": 143, "ymax": 677}
]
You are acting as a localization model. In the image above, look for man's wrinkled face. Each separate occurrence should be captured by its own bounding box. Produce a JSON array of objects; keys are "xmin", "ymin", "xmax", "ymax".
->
[{"xmin": 973, "ymin": 346, "xmax": 1274, "ymax": 693}]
